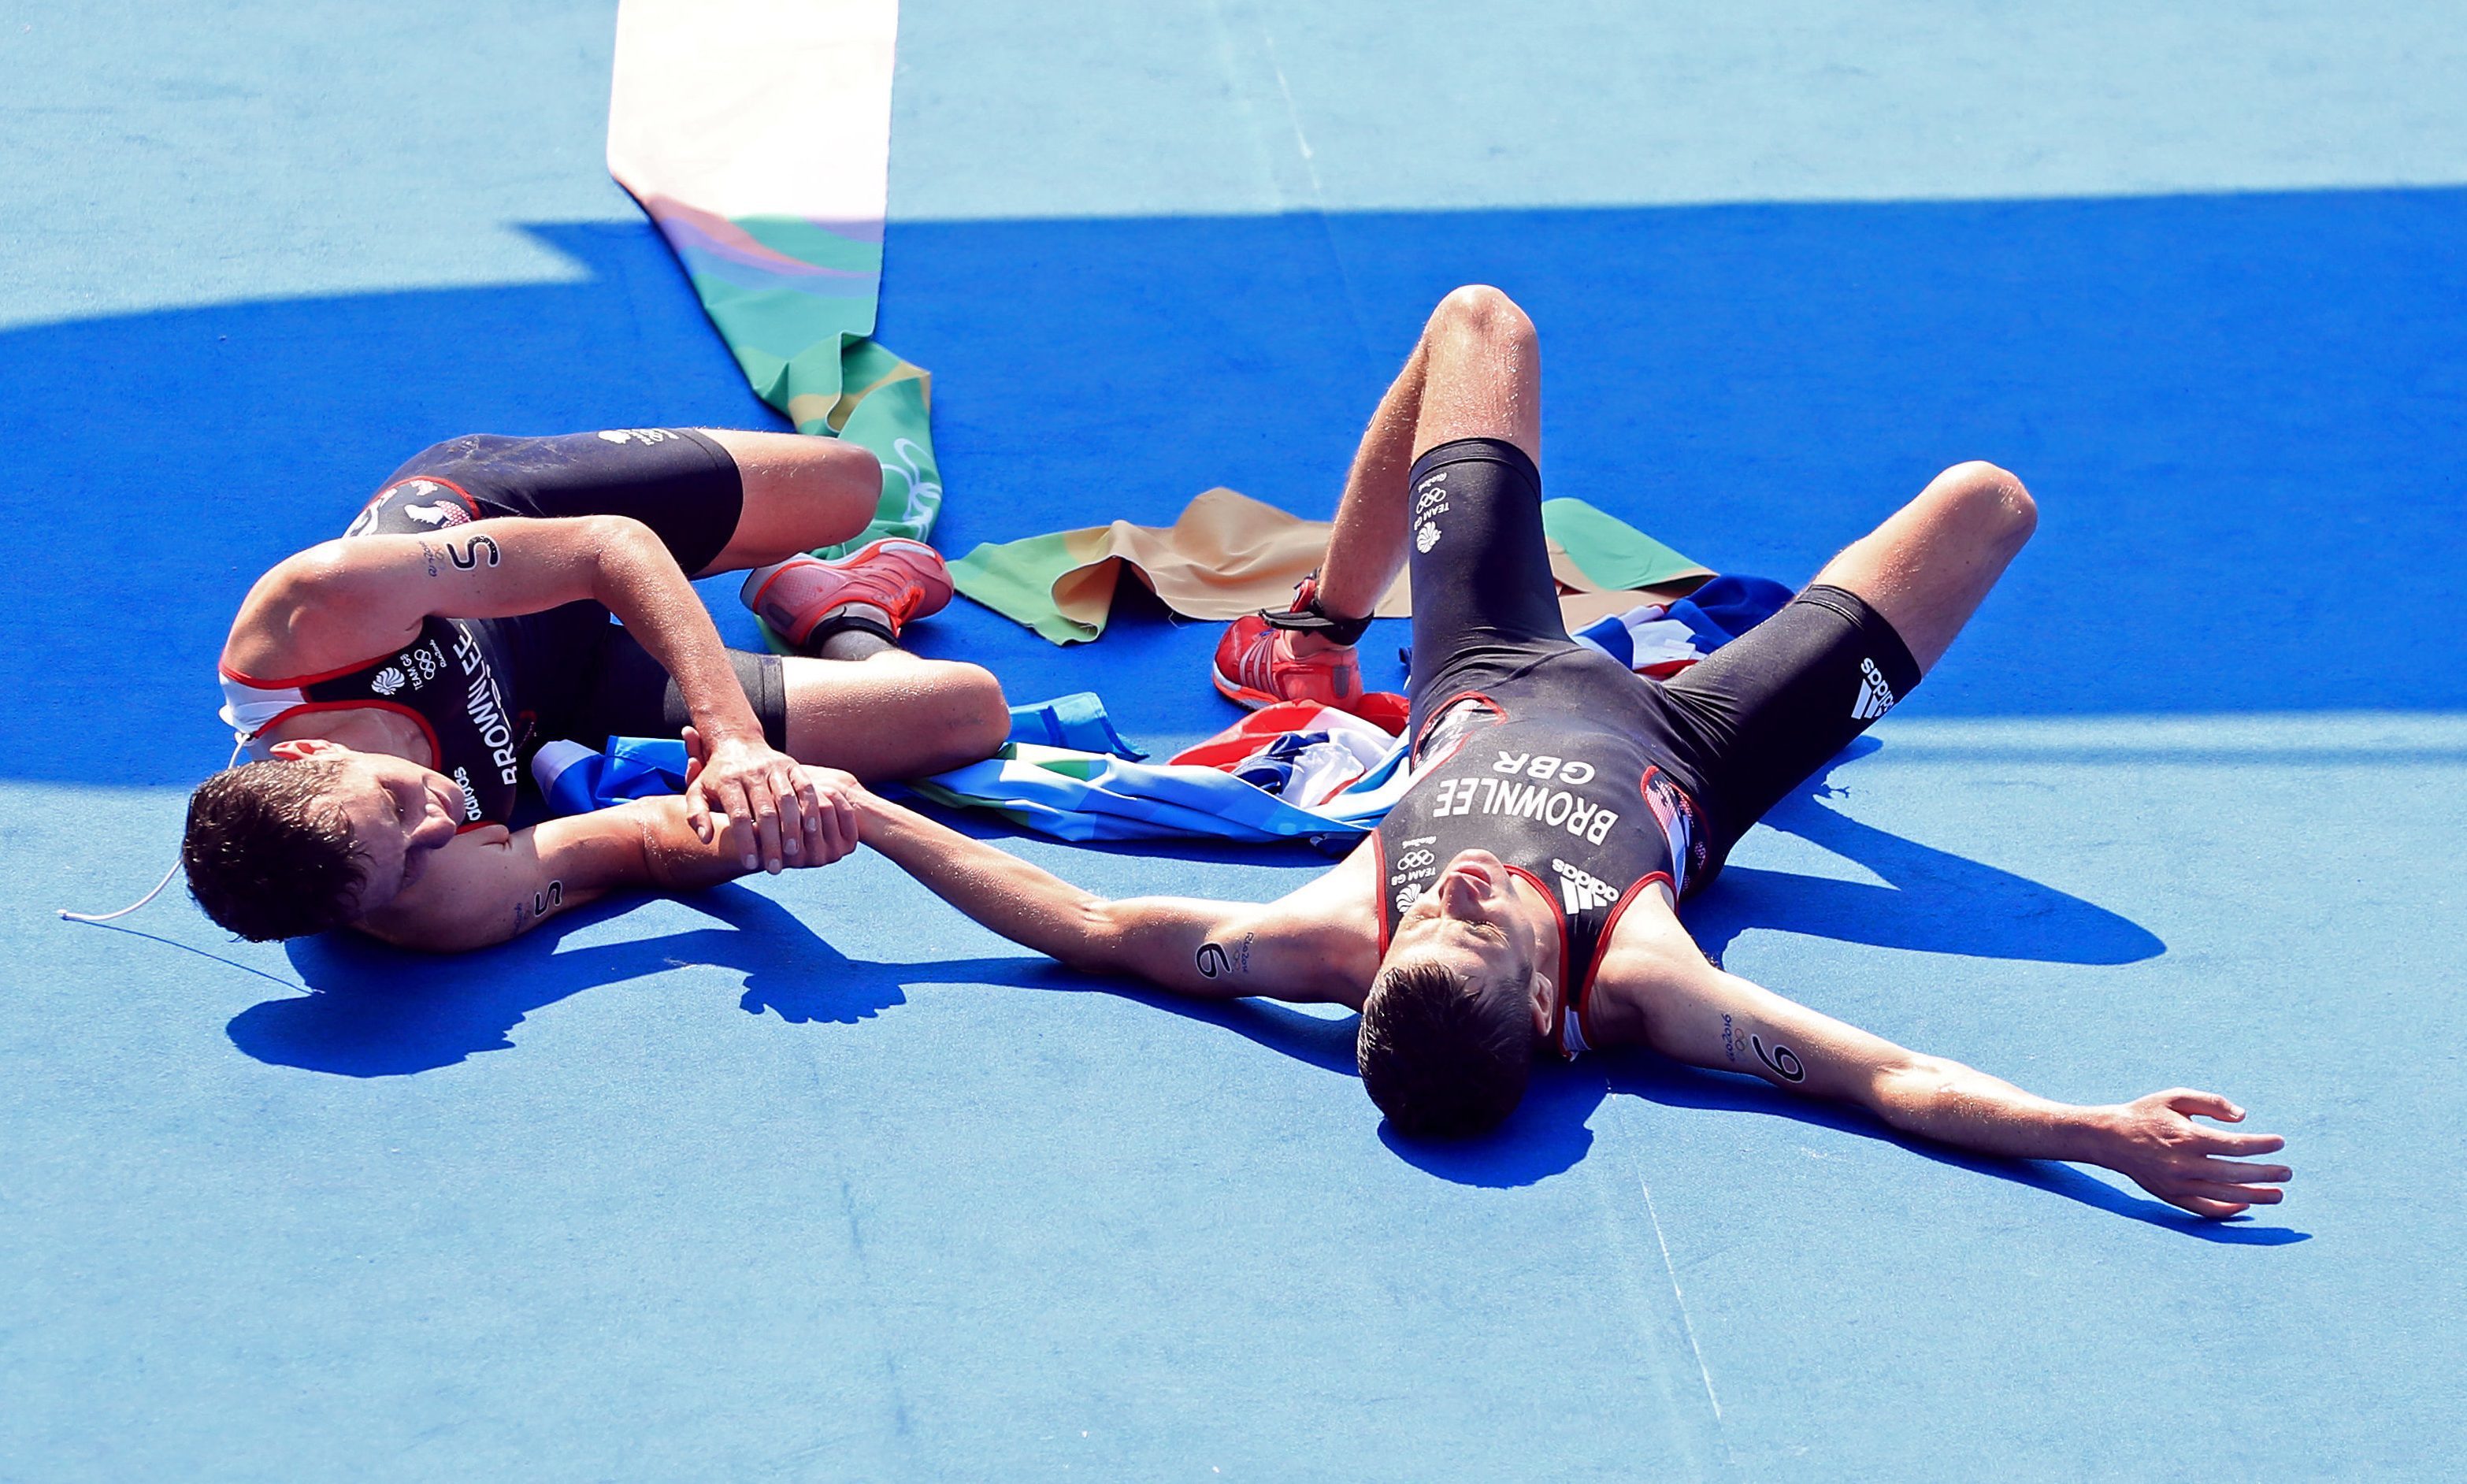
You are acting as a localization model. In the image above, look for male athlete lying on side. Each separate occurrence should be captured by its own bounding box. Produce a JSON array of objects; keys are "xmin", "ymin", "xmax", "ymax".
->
[
  {"xmin": 832, "ymin": 287, "xmax": 2290, "ymax": 1219},
  {"xmin": 187, "ymin": 427, "xmax": 1006, "ymax": 951}
]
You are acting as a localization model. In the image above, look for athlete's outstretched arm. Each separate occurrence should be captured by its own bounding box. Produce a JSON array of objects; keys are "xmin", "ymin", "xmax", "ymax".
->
[
  {"xmin": 359, "ymin": 770, "xmax": 862, "ymax": 953},
  {"xmin": 848, "ymin": 782, "xmax": 1370, "ymax": 1006},
  {"xmin": 1599, "ymin": 911, "xmax": 2290, "ymax": 1218},
  {"xmin": 226, "ymin": 514, "xmax": 820, "ymax": 871}
]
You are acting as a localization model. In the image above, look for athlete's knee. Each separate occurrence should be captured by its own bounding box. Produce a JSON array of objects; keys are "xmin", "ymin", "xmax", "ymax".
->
[
  {"xmin": 721, "ymin": 436, "xmax": 883, "ymax": 561},
  {"xmin": 787, "ymin": 444, "xmax": 883, "ymax": 547},
  {"xmin": 1427, "ymin": 284, "xmax": 1534, "ymax": 349},
  {"xmin": 1932, "ymin": 460, "xmax": 2037, "ymax": 551},
  {"xmin": 922, "ymin": 661, "xmax": 1010, "ymax": 762}
]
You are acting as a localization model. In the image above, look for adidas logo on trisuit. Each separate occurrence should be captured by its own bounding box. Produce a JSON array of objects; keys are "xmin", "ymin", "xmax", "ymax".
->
[
  {"xmin": 1851, "ymin": 656, "xmax": 1898, "ymax": 722},
  {"xmin": 1552, "ymin": 859, "xmax": 1619, "ymax": 915}
]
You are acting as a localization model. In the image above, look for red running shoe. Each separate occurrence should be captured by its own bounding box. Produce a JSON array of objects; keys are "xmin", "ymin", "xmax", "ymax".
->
[
  {"xmin": 1212, "ymin": 581, "xmax": 1371, "ymax": 713},
  {"xmin": 740, "ymin": 539, "xmax": 954, "ymax": 647}
]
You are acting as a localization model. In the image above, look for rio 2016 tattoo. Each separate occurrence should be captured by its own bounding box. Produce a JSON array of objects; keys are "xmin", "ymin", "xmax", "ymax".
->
[
  {"xmin": 417, "ymin": 540, "xmax": 443, "ymax": 577},
  {"xmin": 1193, "ymin": 929, "xmax": 1256, "ymax": 980},
  {"xmin": 1751, "ymin": 1033, "xmax": 1805, "ymax": 1082},
  {"xmin": 449, "ymin": 534, "xmax": 501, "ymax": 570}
]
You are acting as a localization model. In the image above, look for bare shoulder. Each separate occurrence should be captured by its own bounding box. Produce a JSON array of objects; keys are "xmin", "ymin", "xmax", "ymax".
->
[
  {"xmin": 1270, "ymin": 843, "xmax": 1382, "ymax": 1004},
  {"xmin": 222, "ymin": 539, "xmax": 369, "ymax": 676},
  {"xmin": 1583, "ymin": 885, "xmax": 1719, "ymax": 1043}
]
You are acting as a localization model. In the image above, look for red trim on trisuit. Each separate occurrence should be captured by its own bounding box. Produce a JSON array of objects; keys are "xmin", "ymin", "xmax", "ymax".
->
[
  {"xmin": 1411, "ymin": 688, "xmax": 1504, "ymax": 756},
  {"xmin": 243, "ymin": 699, "xmax": 445, "ymax": 774},
  {"xmin": 1569, "ymin": 871, "xmax": 1674, "ymax": 1054}
]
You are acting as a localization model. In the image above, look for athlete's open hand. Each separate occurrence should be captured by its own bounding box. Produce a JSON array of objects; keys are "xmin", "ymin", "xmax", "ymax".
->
[
  {"xmin": 681, "ymin": 725, "xmax": 827, "ymax": 873},
  {"xmin": 2096, "ymin": 1089, "xmax": 2290, "ymax": 1219}
]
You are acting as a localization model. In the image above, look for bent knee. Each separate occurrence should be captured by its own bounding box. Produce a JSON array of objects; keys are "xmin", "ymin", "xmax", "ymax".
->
[
  {"xmin": 785, "ymin": 444, "xmax": 884, "ymax": 545},
  {"xmin": 1428, "ymin": 284, "xmax": 1534, "ymax": 345},
  {"xmin": 1934, "ymin": 460, "xmax": 2037, "ymax": 549},
  {"xmin": 922, "ymin": 661, "xmax": 1011, "ymax": 764}
]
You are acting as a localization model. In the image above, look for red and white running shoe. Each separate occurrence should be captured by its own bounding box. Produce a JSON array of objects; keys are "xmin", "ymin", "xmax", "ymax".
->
[
  {"xmin": 1211, "ymin": 579, "xmax": 1373, "ymax": 713},
  {"xmin": 740, "ymin": 539, "xmax": 954, "ymax": 648}
]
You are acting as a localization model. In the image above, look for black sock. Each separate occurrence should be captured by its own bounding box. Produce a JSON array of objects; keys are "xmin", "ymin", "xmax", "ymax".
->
[{"xmin": 812, "ymin": 615, "xmax": 897, "ymax": 661}]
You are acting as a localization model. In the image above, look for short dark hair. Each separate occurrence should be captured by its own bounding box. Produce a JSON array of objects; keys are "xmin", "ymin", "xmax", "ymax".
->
[
  {"xmin": 182, "ymin": 759, "xmax": 367, "ymax": 941},
  {"xmin": 1356, "ymin": 955, "xmax": 1534, "ymax": 1137}
]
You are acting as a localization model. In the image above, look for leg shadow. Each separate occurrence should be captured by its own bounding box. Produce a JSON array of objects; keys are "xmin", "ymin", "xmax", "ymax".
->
[{"xmin": 1686, "ymin": 738, "xmax": 2166, "ymax": 966}]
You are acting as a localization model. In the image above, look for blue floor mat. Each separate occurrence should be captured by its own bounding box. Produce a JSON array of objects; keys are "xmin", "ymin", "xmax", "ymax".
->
[{"xmin": 2, "ymin": 3, "xmax": 2461, "ymax": 1478}]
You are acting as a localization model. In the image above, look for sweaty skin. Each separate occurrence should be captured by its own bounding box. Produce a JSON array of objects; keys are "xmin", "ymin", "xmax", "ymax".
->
[
  {"xmin": 254, "ymin": 735, "xmax": 859, "ymax": 954},
  {"xmin": 803, "ymin": 286, "xmax": 2291, "ymax": 1220},
  {"xmin": 845, "ymin": 780, "xmax": 2289, "ymax": 1219},
  {"xmin": 212, "ymin": 429, "xmax": 1006, "ymax": 950},
  {"xmin": 229, "ymin": 514, "xmax": 824, "ymax": 874}
]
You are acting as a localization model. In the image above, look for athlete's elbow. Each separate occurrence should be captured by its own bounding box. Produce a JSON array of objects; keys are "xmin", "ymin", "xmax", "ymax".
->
[
  {"xmin": 583, "ymin": 514, "xmax": 676, "ymax": 584},
  {"xmin": 267, "ymin": 541, "xmax": 380, "ymax": 629}
]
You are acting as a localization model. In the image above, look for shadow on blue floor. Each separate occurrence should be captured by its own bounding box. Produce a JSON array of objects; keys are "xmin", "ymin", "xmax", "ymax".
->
[
  {"xmin": 233, "ymin": 885, "xmax": 1040, "ymax": 1078},
  {"xmin": 1687, "ymin": 738, "xmax": 2165, "ymax": 966},
  {"xmin": 27, "ymin": 190, "xmax": 2411, "ymax": 1249},
  {"xmin": 213, "ymin": 732, "xmax": 2265, "ymax": 1237},
  {"xmin": 6, "ymin": 187, "xmax": 2465, "ymax": 794},
  {"xmin": 929, "ymin": 748, "xmax": 2238, "ymax": 1236}
]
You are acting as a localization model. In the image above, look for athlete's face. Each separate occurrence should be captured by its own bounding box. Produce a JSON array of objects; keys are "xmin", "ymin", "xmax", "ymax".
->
[
  {"xmin": 269, "ymin": 740, "xmax": 466, "ymax": 914},
  {"xmin": 1384, "ymin": 848, "xmax": 1560, "ymax": 1041}
]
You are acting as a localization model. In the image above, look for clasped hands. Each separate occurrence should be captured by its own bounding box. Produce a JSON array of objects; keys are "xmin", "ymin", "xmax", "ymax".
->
[{"xmin": 679, "ymin": 725, "xmax": 864, "ymax": 874}]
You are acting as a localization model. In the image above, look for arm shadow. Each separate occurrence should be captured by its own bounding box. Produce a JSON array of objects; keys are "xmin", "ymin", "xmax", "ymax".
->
[
  {"xmin": 1374, "ymin": 744, "xmax": 2258, "ymax": 1233},
  {"xmin": 230, "ymin": 883, "xmax": 1033, "ymax": 1078},
  {"xmin": 1684, "ymin": 738, "xmax": 2166, "ymax": 967},
  {"xmin": 995, "ymin": 963, "xmax": 1625, "ymax": 1192},
  {"xmin": 1601, "ymin": 1050, "xmax": 2308, "ymax": 1245},
  {"xmin": 1005, "ymin": 966, "xmax": 2306, "ymax": 1241}
]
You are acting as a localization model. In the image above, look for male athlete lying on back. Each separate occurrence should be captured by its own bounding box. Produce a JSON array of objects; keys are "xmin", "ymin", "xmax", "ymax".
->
[
  {"xmin": 185, "ymin": 427, "xmax": 1004, "ymax": 951},
  {"xmin": 827, "ymin": 287, "xmax": 2291, "ymax": 1219}
]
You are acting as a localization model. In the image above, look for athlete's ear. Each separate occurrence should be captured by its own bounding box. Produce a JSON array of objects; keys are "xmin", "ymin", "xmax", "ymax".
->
[
  {"xmin": 269, "ymin": 739, "xmax": 347, "ymax": 762},
  {"xmin": 1530, "ymin": 972, "xmax": 1557, "ymax": 1041}
]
